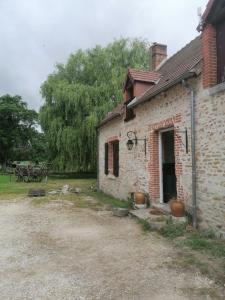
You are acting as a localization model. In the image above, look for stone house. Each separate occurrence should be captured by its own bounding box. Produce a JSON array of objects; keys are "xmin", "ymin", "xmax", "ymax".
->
[{"xmin": 97, "ymin": 0, "xmax": 225, "ymax": 236}]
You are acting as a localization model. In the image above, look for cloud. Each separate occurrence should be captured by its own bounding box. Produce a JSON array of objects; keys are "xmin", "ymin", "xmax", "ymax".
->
[{"xmin": 0, "ymin": 0, "xmax": 208, "ymax": 111}]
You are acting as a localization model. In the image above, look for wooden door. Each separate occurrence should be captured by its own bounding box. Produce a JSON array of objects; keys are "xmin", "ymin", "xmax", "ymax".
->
[{"xmin": 161, "ymin": 130, "xmax": 177, "ymax": 203}]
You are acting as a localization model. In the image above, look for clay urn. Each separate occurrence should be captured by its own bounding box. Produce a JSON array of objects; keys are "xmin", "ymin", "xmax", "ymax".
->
[
  {"xmin": 134, "ymin": 192, "xmax": 145, "ymax": 205},
  {"xmin": 170, "ymin": 198, "xmax": 185, "ymax": 217}
]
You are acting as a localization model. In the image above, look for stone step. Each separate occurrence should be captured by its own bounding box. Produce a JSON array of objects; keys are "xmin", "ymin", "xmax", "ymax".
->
[
  {"xmin": 130, "ymin": 206, "xmax": 187, "ymax": 232},
  {"xmin": 151, "ymin": 203, "xmax": 171, "ymax": 215}
]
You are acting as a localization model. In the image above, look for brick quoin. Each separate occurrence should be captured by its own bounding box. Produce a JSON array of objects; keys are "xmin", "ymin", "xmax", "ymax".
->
[
  {"xmin": 148, "ymin": 114, "xmax": 184, "ymax": 203},
  {"xmin": 202, "ymin": 23, "xmax": 217, "ymax": 88}
]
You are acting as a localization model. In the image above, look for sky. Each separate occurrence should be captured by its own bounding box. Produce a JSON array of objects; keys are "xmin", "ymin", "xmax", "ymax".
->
[{"xmin": 0, "ymin": 0, "xmax": 208, "ymax": 111}]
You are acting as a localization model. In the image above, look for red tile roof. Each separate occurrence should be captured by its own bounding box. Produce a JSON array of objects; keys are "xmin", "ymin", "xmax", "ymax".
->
[
  {"xmin": 128, "ymin": 68, "xmax": 161, "ymax": 83},
  {"xmin": 98, "ymin": 35, "xmax": 202, "ymax": 127},
  {"xmin": 97, "ymin": 102, "xmax": 124, "ymax": 128},
  {"xmin": 129, "ymin": 36, "xmax": 202, "ymax": 108}
]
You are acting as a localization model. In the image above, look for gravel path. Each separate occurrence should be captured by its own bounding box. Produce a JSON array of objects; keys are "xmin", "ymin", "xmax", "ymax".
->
[{"xmin": 0, "ymin": 198, "xmax": 223, "ymax": 300}]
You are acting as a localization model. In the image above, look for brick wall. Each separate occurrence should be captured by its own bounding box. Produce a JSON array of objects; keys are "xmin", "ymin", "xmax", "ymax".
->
[
  {"xmin": 202, "ymin": 24, "xmax": 217, "ymax": 88},
  {"xmin": 134, "ymin": 82, "xmax": 153, "ymax": 97}
]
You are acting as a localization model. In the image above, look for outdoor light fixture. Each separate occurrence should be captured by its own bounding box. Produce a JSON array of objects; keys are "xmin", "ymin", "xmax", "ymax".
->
[
  {"xmin": 126, "ymin": 139, "xmax": 134, "ymax": 150},
  {"xmin": 126, "ymin": 131, "xmax": 146, "ymax": 155}
]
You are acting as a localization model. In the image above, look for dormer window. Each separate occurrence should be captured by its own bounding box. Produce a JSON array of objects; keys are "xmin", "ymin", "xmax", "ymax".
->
[{"xmin": 123, "ymin": 68, "xmax": 160, "ymax": 122}]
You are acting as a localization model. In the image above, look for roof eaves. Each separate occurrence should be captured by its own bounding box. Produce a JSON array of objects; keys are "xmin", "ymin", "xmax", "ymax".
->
[
  {"xmin": 97, "ymin": 112, "xmax": 121, "ymax": 129},
  {"xmin": 128, "ymin": 71, "xmax": 197, "ymax": 109}
]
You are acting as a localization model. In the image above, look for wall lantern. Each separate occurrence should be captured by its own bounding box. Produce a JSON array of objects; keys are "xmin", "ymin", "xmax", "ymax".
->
[{"xmin": 126, "ymin": 131, "xmax": 146, "ymax": 155}]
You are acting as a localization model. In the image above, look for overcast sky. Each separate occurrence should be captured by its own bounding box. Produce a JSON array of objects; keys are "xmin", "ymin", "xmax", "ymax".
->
[{"xmin": 0, "ymin": 0, "xmax": 208, "ymax": 111}]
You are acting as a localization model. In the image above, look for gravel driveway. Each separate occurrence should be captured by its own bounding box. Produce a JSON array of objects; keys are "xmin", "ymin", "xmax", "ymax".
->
[{"xmin": 0, "ymin": 197, "xmax": 223, "ymax": 300}]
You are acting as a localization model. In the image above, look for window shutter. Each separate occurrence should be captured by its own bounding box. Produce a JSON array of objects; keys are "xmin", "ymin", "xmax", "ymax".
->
[
  {"xmin": 113, "ymin": 141, "xmax": 119, "ymax": 177},
  {"xmin": 104, "ymin": 143, "xmax": 109, "ymax": 175}
]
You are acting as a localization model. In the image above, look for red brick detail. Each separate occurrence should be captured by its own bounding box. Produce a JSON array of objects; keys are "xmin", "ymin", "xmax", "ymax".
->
[
  {"xmin": 107, "ymin": 136, "xmax": 119, "ymax": 143},
  {"xmin": 202, "ymin": 24, "xmax": 217, "ymax": 88},
  {"xmin": 148, "ymin": 115, "xmax": 181, "ymax": 131},
  {"xmin": 148, "ymin": 130, "xmax": 160, "ymax": 201},
  {"xmin": 148, "ymin": 114, "xmax": 184, "ymax": 203}
]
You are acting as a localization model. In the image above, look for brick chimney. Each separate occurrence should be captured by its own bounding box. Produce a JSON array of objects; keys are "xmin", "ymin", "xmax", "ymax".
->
[{"xmin": 150, "ymin": 43, "xmax": 167, "ymax": 71}]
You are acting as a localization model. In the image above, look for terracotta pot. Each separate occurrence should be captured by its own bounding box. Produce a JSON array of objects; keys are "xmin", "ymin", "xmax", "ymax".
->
[
  {"xmin": 170, "ymin": 199, "xmax": 185, "ymax": 217},
  {"xmin": 134, "ymin": 192, "xmax": 145, "ymax": 205}
]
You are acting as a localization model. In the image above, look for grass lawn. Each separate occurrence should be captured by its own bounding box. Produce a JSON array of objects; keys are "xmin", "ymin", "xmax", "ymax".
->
[
  {"xmin": 0, "ymin": 174, "xmax": 130, "ymax": 208},
  {"xmin": 0, "ymin": 174, "xmax": 95, "ymax": 197}
]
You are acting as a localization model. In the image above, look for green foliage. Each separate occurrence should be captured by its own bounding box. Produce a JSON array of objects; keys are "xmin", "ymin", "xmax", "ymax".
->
[
  {"xmin": 88, "ymin": 190, "xmax": 131, "ymax": 209},
  {"xmin": 40, "ymin": 38, "xmax": 150, "ymax": 172},
  {"xmin": 183, "ymin": 233, "xmax": 225, "ymax": 258},
  {"xmin": 137, "ymin": 219, "xmax": 152, "ymax": 232},
  {"xmin": 0, "ymin": 95, "xmax": 43, "ymax": 165},
  {"xmin": 160, "ymin": 221, "xmax": 187, "ymax": 239}
]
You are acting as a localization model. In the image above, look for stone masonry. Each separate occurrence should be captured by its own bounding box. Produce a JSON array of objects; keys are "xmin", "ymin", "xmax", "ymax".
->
[{"xmin": 98, "ymin": 76, "xmax": 225, "ymax": 236}]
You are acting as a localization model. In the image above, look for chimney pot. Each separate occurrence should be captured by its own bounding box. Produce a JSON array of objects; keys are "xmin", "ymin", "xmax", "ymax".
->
[{"xmin": 150, "ymin": 43, "xmax": 167, "ymax": 71}]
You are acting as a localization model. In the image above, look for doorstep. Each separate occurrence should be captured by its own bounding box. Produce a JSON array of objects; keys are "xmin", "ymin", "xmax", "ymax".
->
[
  {"xmin": 129, "ymin": 208, "xmax": 169, "ymax": 230},
  {"xmin": 129, "ymin": 209, "xmax": 150, "ymax": 220},
  {"xmin": 151, "ymin": 203, "xmax": 171, "ymax": 214}
]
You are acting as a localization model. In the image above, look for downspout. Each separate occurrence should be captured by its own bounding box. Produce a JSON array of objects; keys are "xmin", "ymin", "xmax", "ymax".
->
[
  {"xmin": 182, "ymin": 79, "xmax": 197, "ymax": 229},
  {"xmin": 96, "ymin": 127, "xmax": 100, "ymax": 190}
]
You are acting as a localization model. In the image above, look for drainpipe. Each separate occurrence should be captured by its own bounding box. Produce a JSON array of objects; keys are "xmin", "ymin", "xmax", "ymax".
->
[
  {"xmin": 96, "ymin": 127, "xmax": 100, "ymax": 190},
  {"xmin": 182, "ymin": 79, "xmax": 197, "ymax": 229}
]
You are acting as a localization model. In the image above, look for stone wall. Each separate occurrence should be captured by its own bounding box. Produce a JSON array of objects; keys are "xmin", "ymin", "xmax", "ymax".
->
[
  {"xmin": 195, "ymin": 82, "xmax": 225, "ymax": 236},
  {"xmin": 98, "ymin": 76, "xmax": 225, "ymax": 236}
]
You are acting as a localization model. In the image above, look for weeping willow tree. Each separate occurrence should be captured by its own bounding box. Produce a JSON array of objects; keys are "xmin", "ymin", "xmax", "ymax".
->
[{"xmin": 40, "ymin": 38, "xmax": 150, "ymax": 172}]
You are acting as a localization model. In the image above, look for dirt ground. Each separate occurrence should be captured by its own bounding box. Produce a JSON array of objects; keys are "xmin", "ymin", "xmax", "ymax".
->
[{"xmin": 0, "ymin": 197, "xmax": 224, "ymax": 300}]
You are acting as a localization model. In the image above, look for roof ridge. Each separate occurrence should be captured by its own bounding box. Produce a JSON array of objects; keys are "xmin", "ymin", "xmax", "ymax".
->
[{"xmin": 129, "ymin": 67, "xmax": 159, "ymax": 74}]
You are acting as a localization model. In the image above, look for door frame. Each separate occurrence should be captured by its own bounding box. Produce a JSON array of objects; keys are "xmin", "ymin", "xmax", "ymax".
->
[{"xmin": 159, "ymin": 127, "xmax": 175, "ymax": 203}]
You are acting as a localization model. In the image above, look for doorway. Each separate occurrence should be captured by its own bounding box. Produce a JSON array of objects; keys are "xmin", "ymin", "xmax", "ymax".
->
[{"xmin": 159, "ymin": 129, "xmax": 177, "ymax": 203}]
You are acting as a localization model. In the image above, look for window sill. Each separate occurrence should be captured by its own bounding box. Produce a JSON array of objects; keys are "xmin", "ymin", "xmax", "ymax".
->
[
  {"xmin": 203, "ymin": 82, "xmax": 225, "ymax": 97},
  {"xmin": 106, "ymin": 173, "xmax": 118, "ymax": 180}
]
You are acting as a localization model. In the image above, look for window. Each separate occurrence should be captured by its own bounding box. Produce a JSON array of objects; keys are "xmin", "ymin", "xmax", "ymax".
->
[
  {"xmin": 217, "ymin": 19, "xmax": 225, "ymax": 83},
  {"xmin": 104, "ymin": 143, "xmax": 108, "ymax": 175},
  {"xmin": 112, "ymin": 140, "xmax": 119, "ymax": 177}
]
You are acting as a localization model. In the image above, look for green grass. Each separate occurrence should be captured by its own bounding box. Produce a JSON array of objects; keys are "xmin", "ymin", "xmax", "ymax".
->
[
  {"xmin": 0, "ymin": 174, "xmax": 96, "ymax": 198},
  {"xmin": 159, "ymin": 221, "xmax": 187, "ymax": 239},
  {"xmin": 137, "ymin": 219, "xmax": 152, "ymax": 232},
  {"xmin": 183, "ymin": 232, "xmax": 225, "ymax": 258},
  {"xmin": 0, "ymin": 175, "xmax": 130, "ymax": 209},
  {"xmin": 87, "ymin": 190, "xmax": 132, "ymax": 209}
]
